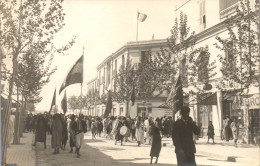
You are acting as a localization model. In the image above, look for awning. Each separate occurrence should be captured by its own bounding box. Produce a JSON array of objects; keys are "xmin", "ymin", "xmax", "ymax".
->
[
  {"xmin": 196, "ymin": 93, "xmax": 217, "ymax": 105},
  {"xmin": 223, "ymin": 90, "xmax": 241, "ymax": 101}
]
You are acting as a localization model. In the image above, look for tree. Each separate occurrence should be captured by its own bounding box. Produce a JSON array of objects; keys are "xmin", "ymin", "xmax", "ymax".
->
[
  {"xmin": 154, "ymin": 12, "xmax": 216, "ymax": 115},
  {"xmin": 215, "ymin": 0, "xmax": 259, "ymax": 144},
  {"xmin": 215, "ymin": 0, "xmax": 259, "ymax": 90},
  {"xmin": 113, "ymin": 58, "xmax": 136, "ymax": 115},
  {"xmin": 67, "ymin": 96, "xmax": 82, "ymax": 113},
  {"xmin": 0, "ymin": 0, "xmax": 75, "ymax": 163},
  {"xmin": 136, "ymin": 50, "xmax": 161, "ymax": 101}
]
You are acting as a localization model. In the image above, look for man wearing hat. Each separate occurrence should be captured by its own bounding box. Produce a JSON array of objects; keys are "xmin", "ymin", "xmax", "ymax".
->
[{"xmin": 172, "ymin": 106, "xmax": 200, "ymax": 166}]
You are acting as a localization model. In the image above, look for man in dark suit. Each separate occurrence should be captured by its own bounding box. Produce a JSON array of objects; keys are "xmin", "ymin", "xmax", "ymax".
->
[{"xmin": 172, "ymin": 106, "xmax": 200, "ymax": 166}]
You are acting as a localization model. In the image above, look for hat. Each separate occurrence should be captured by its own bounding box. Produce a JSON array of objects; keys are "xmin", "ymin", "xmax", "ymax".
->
[{"xmin": 180, "ymin": 106, "xmax": 190, "ymax": 114}]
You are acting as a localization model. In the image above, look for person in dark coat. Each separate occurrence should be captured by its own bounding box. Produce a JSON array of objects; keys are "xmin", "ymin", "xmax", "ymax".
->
[
  {"xmin": 114, "ymin": 116, "xmax": 124, "ymax": 146},
  {"xmin": 207, "ymin": 121, "xmax": 215, "ymax": 143},
  {"xmin": 150, "ymin": 118, "xmax": 162, "ymax": 164},
  {"xmin": 34, "ymin": 114, "xmax": 48, "ymax": 149},
  {"xmin": 60, "ymin": 115, "xmax": 68, "ymax": 150},
  {"xmin": 69, "ymin": 115, "xmax": 76, "ymax": 153},
  {"xmin": 51, "ymin": 114, "xmax": 63, "ymax": 154},
  {"xmin": 172, "ymin": 106, "xmax": 200, "ymax": 166}
]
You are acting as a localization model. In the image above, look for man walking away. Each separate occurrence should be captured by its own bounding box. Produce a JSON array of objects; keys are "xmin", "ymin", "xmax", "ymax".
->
[
  {"xmin": 72, "ymin": 114, "xmax": 87, "ymax": 158},
  {"xmin": 172, "ymin": 106, "xmax": 200, "ymax": 166}
]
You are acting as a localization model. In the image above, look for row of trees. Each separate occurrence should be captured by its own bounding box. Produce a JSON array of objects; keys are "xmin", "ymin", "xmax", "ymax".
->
[
  {"xmin": 1, "ymin": 0, "xmax": 75, "ymax": 163},
  {"xmin": 82, "ymin": 0, "xmax": 259, "ymax": 117}
]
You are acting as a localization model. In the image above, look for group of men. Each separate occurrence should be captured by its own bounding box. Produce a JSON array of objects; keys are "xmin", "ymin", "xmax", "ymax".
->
[{"xmin": 29, "ymin": 105, "xmax": 200, "ymax": 165}]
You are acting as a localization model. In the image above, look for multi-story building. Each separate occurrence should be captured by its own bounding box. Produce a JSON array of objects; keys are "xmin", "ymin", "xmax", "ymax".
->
[
  {"xmin": 174, "ymin": 0, "xmax": 259, "ymax": 144},
  {"xmin": 87, "ymin": 0, "xmax": 259, "ymax": 144},
  {"xmin": 92, "ymin": 39, "xmax": 172, "ymax": 118}
]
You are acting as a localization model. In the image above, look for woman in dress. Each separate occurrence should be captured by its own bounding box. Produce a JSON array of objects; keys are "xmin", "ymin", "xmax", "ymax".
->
[
  {"xmin": 34, "ymin": 114, "xmax": 48, "ymax": 149},
  {"xmin": 51, "ymin": 114, "xmax": 63, "ymax": 154},
  {"xmin": 135, "ymin": 116, "xmax": 144, "ymax": 146},
  {"xmin": 207, "ymin": 121, "xmax": 215, "ymax": 143},
  {"xmin": 230, "ymin": 118, "xmax": 239, "ymax": 147},
  {"xmin": 150, "ymin": 118, "xmax": 162, "ymax": 164}
]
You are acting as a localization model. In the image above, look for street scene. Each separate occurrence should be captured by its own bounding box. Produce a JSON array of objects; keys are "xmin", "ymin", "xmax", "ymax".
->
[
  {"xmin": 1, "ymin": 0, "xmax": 260, "ymax": 166},
  {"xmin": 6, "ymin": 132, "xmax": 260, "ymax": 166}
]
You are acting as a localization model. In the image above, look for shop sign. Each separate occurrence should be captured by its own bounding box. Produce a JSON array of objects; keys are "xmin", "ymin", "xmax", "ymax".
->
[{"xmin": 233, "ymin": 94, "xmax": 260, "ymax": 109}]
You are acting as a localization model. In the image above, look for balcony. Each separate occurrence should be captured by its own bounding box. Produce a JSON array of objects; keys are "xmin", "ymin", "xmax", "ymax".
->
[{"xmin": 220, "ymin": 2, "xmax": 239, "ymax": 20}]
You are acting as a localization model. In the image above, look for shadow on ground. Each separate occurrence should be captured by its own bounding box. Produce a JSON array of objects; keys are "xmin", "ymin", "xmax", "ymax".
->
[{"xmin": 34, "ymin": 136, "xmax": 219, "ymax": 166}]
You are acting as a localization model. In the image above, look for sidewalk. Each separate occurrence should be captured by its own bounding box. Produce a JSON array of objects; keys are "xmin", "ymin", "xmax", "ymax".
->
[
  {"xmin": 161, "ymin": 136, "xmax": 260, "ymax": 166},
  {"xmin": 6, "ymin": 132, "xmax": 36, "ymax": 166}
]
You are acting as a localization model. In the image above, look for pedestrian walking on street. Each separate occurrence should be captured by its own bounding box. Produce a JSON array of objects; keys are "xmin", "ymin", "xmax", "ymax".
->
[
  {"xmin": 34, "ymin": 114, "xmax": 48, "ymax": 149},
  {"xmin": 207, "ymin": 121, "xmax": 215, "ymax": 144},
  {"xmin": 114, "ymin": 116, "xmax": 124, "ymax": 146},
  {"xmin": 91, "ymin": 118, "xmax": 98, "ymax": 139},
  {"xmin": 61, "ymin": 115, "xmax": 68, "ymax": 150},
  {"xmin": 230, "ymin": 118, "xmax": 239, "ymax": 147},
  {"xmin": 68, "ymin": 115, "xmax": 76, "ymax": 153},
  {"xmin": 135, "ymin": 116, "xmax": 144, "ymax": 146},
  {"xmin": 51, "ymin": 114, "xmax": 63, "ymax": 154},
  {"xmin": 172, "ymin": 106, "xmax": 200, "ymax": 166},
  {"xmin": 71, "ymin": 114, "xmax": 87, "ymax": 158},
  {"xmin": 149, "ymin": 118, "xmax": 162, "ymax": 164}
]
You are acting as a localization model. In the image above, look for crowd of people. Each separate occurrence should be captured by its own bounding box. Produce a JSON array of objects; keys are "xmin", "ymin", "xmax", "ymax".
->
[{"xmin": 21, "ymin": 107, "xmax": 240, "ymax": 165}]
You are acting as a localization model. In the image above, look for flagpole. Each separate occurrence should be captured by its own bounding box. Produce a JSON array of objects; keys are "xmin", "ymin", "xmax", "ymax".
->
[
  {"xmin": 136, "ymin": 9, "xmax": 139, "ymax": 41},
  {"xmin": 80, "ymin": 46, "xmax": 85, "ymax": 114}
]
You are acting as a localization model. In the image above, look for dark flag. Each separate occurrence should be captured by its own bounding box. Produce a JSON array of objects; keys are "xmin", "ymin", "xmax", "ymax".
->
[
  {"xmin": 61, "ymin": 90, "xmax": 67, "ymax": 114},
  {"xmin": 166, "ymin": 73, "xmax": 183, "ymax": 114},
  {"xmin": 49, "ymin": 89, "xmax": 56, "ymax": 113},
  {"xmin": 137, "ymin": 12, "xmax": 147, "ymax": 22},
  {"xmin": 59, "ymin": 55, "xmax": 83, "ymax": 94},
  {"xmin": 104, "ymin": 91, "xmax": 112, "ymax": 118},
  {"xmin": 130, "ymin": 84, "xmax": 135, "ymax": 106}
]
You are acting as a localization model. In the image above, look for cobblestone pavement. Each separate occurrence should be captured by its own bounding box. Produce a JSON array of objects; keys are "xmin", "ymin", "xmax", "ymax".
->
[
  {"xmin": 6, "ymin": 132, "xmax": 260, "ymax": 166},
  {"xmin": 6, "ymin": 133, "xmax": 36, "ymax": 166}
]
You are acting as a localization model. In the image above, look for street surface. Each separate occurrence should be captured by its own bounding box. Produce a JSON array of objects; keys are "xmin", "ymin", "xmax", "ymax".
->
[{"xmin": 7, "ymin": 132, "xmax": 260, "ymax": 166}]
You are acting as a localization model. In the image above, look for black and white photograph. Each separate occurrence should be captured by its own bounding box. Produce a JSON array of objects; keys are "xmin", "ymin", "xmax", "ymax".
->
[{"xmin": 1, "ymin": 0, "xmax": 260, "ymax": 166}]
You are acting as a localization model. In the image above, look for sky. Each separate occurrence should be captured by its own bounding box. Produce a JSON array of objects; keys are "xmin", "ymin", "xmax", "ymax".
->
[{"xmin": 35, "ymin": 0, "xmax": 185, "ymax": 112}]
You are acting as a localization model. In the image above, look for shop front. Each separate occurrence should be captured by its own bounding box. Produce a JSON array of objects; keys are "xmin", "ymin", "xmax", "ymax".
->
[{"xmin": 232, "ymin": 94, "xmax": 260, "ymax": 144}]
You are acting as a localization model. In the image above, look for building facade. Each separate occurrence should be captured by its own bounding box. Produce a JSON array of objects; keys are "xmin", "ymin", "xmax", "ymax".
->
[{"xmin": 86, "ymin": 0, "xmax": 259, "ymax": 144}]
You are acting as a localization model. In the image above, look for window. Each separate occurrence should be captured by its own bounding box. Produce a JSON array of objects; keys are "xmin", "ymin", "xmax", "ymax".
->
[
  {"xmin": 107, "ymin": 61, "xmax": 111, "ymax": 87},
  {"xmin": 113, "ymin": 108, "xmax": 116, "ymax": 116},
  {"xmin": 115, "ymin": 59, "xmax": 117, "ymax": 74},
  {"xmin": 120, "ymin": 107, "xmax": 123, "ymax": 115},
  {"xmin": 141, "ymin": 51, "xmax": 150, "ymax": 65},
  {"xmin": 122, "ymin": 55, "xmax": 125, "ymax": 68},
  {"xmin": 200, "ymin": 0, "xmax": 206, "ymax": 28},
  {"xmin": 197, "ymin": 51, "xmax": 209, "ymax": 83}
]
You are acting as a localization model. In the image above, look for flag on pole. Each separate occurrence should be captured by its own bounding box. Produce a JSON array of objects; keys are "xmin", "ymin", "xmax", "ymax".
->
[
  {"xmin": 130, "ymin": 84, "xmax": 135, "ymax": 106},
  {"xmin": 137, "ymin": 12, "xmax": 147, "ymax": 22},
  {"xmin": 104, "ymin": 91, "xmax": 112, "ymax": 118},
  {"xmin": 49, "ymin": 89, "xmax": 56, "ymax": 113},
  {"xmin": 59, "ymin": 55, "xmax": 83, "ymax": 94},
  {"xmin": 166, "ymin": 73, "xmax": 183, "ymax": 114},
  {"xmin": 61, "ymin": 90, "xmax": 67, "ymax": 114}
]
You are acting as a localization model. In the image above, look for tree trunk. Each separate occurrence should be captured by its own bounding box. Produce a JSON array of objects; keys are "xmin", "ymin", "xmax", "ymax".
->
[
  {"xmin": 13, "ymin": 86, "xmax": 20, "ymax": 144},
  {"xmin": 126, "ymin": 100, "xmax": 129, "ymax": 117},
  {"xmin": 1, "ymin": 54, "xmax": 18, "ymax": 165}
]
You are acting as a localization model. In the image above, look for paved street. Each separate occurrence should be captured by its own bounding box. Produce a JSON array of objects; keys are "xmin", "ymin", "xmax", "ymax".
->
[{"xmin": 7, "ymin": 132, "xmax": 259, "ymax": 166}]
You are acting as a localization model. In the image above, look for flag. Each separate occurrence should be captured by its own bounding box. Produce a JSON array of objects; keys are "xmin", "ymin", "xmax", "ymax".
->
[
  {"xmin": 166, "ymin": 73, "xmax": 183, "ymax": 114},
  {"xmin": 130, "ymin": 84, "xmax": 135, "ymax": 106},
  {"xmin": 137, "ymin": 12, "xmax": 147, "ymax": 22},
  {"xmin": 61, "ymin": 90, "xmax": 67, "ymax": 114},
  {"xmin": 104, "ymin": 91, "xmax": 112, "ymax": 118},
  {"xmin": 59, "ymin": 55, "xmax": 83, "ymax": 94},
  {"xmin": 49, "ymin": 89, "xmax": 56, "ymax": 113}
]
